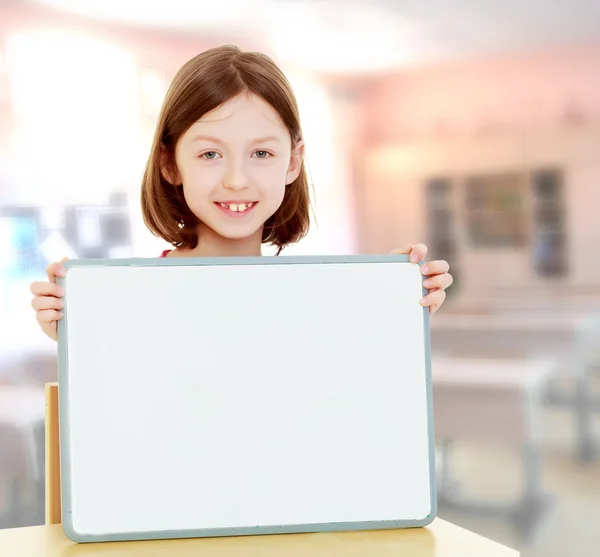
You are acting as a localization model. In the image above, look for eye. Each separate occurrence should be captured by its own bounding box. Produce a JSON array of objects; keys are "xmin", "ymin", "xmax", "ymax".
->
[
  {"xmin": 201, "ymin": 151, "xmax": 221, "ymax": 160},
  {"xmin": 253, "ymin": 150, "xmax": 271, "ymax": 159}
]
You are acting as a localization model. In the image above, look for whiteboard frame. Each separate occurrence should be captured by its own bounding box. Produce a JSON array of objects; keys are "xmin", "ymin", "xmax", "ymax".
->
[{"xmin": 56, "ymin": 254, "xmax": 437, "ymax": 543}]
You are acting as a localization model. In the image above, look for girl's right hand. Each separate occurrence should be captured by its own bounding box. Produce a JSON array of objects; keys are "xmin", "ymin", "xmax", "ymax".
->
[{"xmin": 30, "ymin": 257, "xmax": 68, "ymax": 341}]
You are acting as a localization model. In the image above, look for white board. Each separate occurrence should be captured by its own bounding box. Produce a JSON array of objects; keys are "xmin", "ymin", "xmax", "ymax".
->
[{"xmin": 56, "ymin": 255, "xmax": 436, "ymax": 543}]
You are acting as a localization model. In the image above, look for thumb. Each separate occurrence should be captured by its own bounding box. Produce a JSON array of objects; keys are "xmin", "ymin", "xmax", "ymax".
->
[
  {"xmin": 390, "ymin": 244, "xmax": 414, "ymax": 255},
  {"xmin": 58, "ymin": 257, "xmax": 70, "ymax": 278}
]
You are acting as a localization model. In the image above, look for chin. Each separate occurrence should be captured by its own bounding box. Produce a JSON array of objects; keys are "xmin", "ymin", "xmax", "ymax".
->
[
  {"xmin": 220, "ymin": 231, "xmax": 261, "ymax": 241},
  {"xmin": 208, "ymin": 223, "xmax": 264, "ymax": 242}
]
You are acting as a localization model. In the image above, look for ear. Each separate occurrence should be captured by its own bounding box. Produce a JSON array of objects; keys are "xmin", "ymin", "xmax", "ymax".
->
[
  {"xmin": 285, "ymin": 140, "xmax": 305, "ymax": 186},
  {"xmin": 159, "ymin": 144, "xmax": 182, "ymax": 186}
]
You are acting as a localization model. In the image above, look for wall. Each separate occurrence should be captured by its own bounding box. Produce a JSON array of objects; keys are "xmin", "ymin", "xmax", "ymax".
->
[
  {"xmin": 360, "ymin": 43, "xmax": 600, "ymax": 145},
  {"xmin": 0, "ymin": 2, "xmax": 223, "ymax": 255},
  {"xmin": 355, "ymin": 43, "xmax": 600, "ymax": 294}
]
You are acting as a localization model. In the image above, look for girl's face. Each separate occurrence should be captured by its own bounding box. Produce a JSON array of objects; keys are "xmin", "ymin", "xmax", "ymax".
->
[{"xmin": 166, "ymin": 92, "xmax": 303, "ymax": 244}]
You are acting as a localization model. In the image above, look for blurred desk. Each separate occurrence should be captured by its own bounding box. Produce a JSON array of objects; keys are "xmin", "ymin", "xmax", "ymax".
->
[
  {"xmin": 432, "ymin": 357, "xmax": 556, "ymax": 541},
  {"xmin": 431, "ymin": 312, "xmax": 599, "ymax": 334},
  {"xmin": 431, "ymin": 311, "xmax": 600, "ymax": 461},
  {"xmin": 0, "ymin": 386, "xmax": 45, "ymax": 527},
  {"xmin": 0, "ymin": 520, "xmax": 519, "ymax": 556},
  {"xmin": 433, "ymin": 357, "xmax": 556, "ymax": 442},
  {"xmin": 446, "ymin": 293, "xmax": 600, "ymax": 313}
]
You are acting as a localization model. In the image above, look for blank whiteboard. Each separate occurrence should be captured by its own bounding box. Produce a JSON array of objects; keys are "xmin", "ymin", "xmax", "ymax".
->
[{"xmin": 56, "ymin": 255, "xmax": 436, "ymax": 543}]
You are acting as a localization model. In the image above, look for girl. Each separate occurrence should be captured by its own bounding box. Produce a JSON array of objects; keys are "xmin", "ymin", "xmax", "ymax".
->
[{"xmin": 30, "ymin": 45, "xmax": 452, "ymax": 341}]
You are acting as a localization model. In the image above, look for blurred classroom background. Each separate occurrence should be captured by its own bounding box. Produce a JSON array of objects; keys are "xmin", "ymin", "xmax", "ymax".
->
[{"xmin": 1, "ymin": 0, "xmax": 599, "ymax": 555}]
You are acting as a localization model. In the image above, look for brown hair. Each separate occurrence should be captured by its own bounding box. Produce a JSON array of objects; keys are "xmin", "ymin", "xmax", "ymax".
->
[{"xmin": 140, "ymin": 44, "xmax": 311, "ymax": 254}]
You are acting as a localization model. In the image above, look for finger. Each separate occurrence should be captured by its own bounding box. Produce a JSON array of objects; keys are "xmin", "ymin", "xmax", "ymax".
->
[
  {"xmin": 30, "ymin": 281, "xmax": 64, "ymax": 297},
  {"xmin": 31, "ymin": 296, "xmax": 65, "ymax": 312},
  {"xmin": 36, "ymin": 309, "xmax": 64, "ymax": 325},
  {"xmin": 430, "ymin": 302, "xmax": 443, "ymax": 315},
  {"xmin": 423, "ymin": 272, "xmax": 453, "ymax": 291},
  {"xmin": 46, "ymin": 258, "xmax": 68, "ymax": 283},
  {"xmin": 420, "ymin": 259, "xmax": 450, "ymax": 276},
  {"xmin": 420, "ymin": 288, "xmax": 446, "ymax": 309}
]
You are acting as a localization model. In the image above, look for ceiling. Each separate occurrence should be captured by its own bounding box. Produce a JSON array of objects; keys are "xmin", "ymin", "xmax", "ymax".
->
[{"xmin": 26, "ymin": 0, "xmax": 600, "ymax": 73}]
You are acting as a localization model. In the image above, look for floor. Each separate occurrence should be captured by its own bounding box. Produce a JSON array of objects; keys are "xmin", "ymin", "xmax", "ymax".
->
[{"xmin": 439, "ymin": 401, "xmax": 600, "ymax": 557}]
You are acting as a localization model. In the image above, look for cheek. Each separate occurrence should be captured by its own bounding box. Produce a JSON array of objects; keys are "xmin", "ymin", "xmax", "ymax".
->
[
  {"xmin": 180, "ymin": 164, "xmax": 221, "ymax": 200},
  {"xmin": 253, "ymin": 161, "xmax": 289, "ymax": 192}
]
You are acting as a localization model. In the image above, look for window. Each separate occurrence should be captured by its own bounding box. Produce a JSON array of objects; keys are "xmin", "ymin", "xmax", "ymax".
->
[
  {"xmin": 465, "ymin": 172, "xmax": 527, "ymax": 248},
  {"xmin": 531, "ymin": 169, "xmax": 567, "ymax": 277},
  {"xmin": 425, "ymin": 178, "xmax": 459, "ymax": 294}
]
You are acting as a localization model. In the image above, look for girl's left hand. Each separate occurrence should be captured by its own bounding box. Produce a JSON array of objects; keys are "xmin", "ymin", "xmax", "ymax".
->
[{"xmin": 390, "ymin": 244, "xmax": 453, "ymax": 315}]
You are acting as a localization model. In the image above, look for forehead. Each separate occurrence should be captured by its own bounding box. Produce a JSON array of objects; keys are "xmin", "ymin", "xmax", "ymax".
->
[{"xmin": 187, "ymin": 93, "xmax": 288, "ymax": 140}]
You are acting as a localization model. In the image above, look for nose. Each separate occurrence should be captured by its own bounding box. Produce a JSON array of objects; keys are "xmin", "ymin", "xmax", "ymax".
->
[{"xmin": 223, "ymin": 160, "xmax": 249, "ymax": 192}]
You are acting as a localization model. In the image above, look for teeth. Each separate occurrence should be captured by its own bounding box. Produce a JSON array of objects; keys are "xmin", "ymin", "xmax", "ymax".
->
[{"xmin": 220, "ymin": 202, "xmax": 253, "ymax": 212}]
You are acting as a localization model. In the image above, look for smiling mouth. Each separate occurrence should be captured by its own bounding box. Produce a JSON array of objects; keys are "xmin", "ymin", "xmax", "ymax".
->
[{"xmin": 215, "ymin": 202, "xmax": 257, "ymax": 216}]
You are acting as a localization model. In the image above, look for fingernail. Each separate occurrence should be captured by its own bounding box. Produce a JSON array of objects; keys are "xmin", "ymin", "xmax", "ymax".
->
[
  {"xmin": 58, "ymin": 312, "xmax": 64, "ymax": 318},
  {"xmin": 419, "ymin": 297, "xmax": 427, "ymax": 305},
  {"xmin": 57, "ymin": 267, "xmax": 66, "ymax": 277},
  {"xmin": 422, "ymin": 265, "xmax": 429, "ymax": 274},
  {"xmin": 423, "ymin": 279, "xmax": 432, "ymax": 288},
  {"xmin": 410, "ymin": 254, "xmax": 418, "ymax": 263},
  {"xmin": 56, "ymin": 286, "xmax": 65, "ymax": 296},
  {"xmin": 57, "ymin": 300, "xmax": 65, "ymax": 309}
]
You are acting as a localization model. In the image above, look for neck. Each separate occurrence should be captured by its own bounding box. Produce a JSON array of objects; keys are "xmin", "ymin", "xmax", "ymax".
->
[{"xmin": 174, "ymin": 223, "xmax": 264, "ymax": 258}]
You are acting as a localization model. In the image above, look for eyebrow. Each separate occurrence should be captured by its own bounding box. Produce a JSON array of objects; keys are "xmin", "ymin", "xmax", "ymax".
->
[{"xmin": 190, "ymin": 135, "xmax": 282, "ymax": 145}]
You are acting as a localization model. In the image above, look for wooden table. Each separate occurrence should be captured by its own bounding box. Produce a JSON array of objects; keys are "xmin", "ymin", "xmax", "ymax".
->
[{"xmin": 0, "ymin": 520, "xmax": 519, "ymax": 556}]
